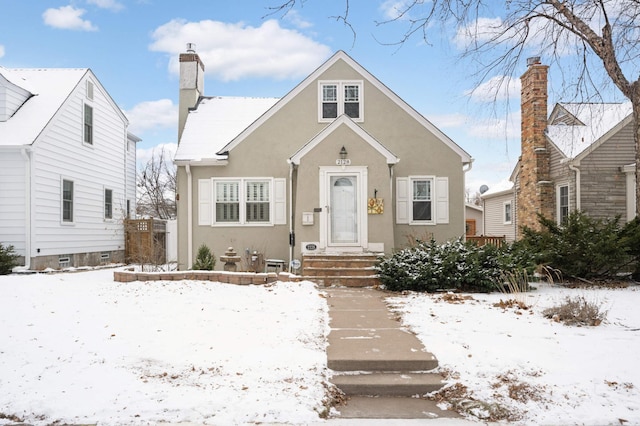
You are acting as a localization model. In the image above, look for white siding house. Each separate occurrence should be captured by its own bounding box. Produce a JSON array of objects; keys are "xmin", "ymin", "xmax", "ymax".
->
[
  {"xmin": 0, "ymin": 66, "xmax": 139, "ymax": 270},
  {"xmin": 480, "ymin": 183, "xmax": 516, "ymax": 242}
]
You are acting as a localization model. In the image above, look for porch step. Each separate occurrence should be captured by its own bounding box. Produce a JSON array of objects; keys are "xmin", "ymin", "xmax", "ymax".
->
[
  {"xmin": 302, "ymin": 253, "xmax": 382, "ymax": 287},
  {"xmin": 331, "ymin": 372, "xmax": 445, "ymax": 397}
]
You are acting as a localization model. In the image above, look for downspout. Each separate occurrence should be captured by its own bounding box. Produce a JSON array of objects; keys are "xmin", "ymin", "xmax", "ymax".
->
[
  {"xmin": 20, "ymin": 147, "xmax": 32, "ymax": 270},
  {"xmin": 569, "ymin": 163, "xmax": 581, "ymax": 211},
  {"xmin": 186, "ymin": 163, "xmax": 193, "ymax": 268},
  {"xmin": 463, "ymin": 160, "xmax": 474, "ymax": 238},
  {"xmin": 288, "ymin": 161, "xmax": 294, "ymax": 270}
]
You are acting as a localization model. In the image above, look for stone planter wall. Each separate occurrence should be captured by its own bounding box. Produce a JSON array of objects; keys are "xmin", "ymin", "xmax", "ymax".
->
[{"xmin": 113, "ymin": 270, "xmax": 301, "ymax": 285}]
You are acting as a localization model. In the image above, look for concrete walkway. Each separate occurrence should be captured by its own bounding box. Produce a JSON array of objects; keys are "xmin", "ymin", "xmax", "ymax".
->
[{"xmin": 324, "ymin": 287, "xmax": 462, "ymax": 420}]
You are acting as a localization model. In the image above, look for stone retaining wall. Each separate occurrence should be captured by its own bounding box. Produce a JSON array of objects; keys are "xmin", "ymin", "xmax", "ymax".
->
[{"xmin": 113, "ymin": 270, "xmax": 301, "ymax": 285}]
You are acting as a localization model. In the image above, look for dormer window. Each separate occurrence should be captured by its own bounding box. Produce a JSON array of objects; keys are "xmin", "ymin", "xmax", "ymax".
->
[{"xmin": 319, "ymin": 81, "xmax": 363, "ymax": 122}]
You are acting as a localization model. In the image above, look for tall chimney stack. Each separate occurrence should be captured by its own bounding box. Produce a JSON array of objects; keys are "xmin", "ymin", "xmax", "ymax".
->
[
  {"xmin": 517, "ymin": 57, "xmax": 553, "ymax": 237},
  {"xmin": 178, "ymin": 43, "xmax": 205, "ymax": 142}
]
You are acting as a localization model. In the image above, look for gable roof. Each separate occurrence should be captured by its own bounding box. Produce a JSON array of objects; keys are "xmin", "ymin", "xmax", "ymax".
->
[
  {"xmin": 546, "ymin": 102, "xmax": 632, "ymax": 159},
  {"xmin": 289, "ymin": 114, "xmax": 399, "ymax": 165},
  {"xmin": 0, "ymin": 67, "xmax": 127, "ymax": 147},
  {"xmin": 217, "ymin": 50, "xmax": 472, "ymax": 164},
  {"xmin": 174, "ymin": 96, "xmax": 278, "ymax": 162}
]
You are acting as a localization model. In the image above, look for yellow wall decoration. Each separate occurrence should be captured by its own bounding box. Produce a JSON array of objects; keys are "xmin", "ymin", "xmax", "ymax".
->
[{"xmin": 368, "ymin": 198, "xmax": 384, "ymax": 214}]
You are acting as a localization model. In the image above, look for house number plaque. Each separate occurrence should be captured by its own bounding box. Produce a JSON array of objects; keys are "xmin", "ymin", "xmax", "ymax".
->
[{"xmin": 336, "ymin": 159, "xmax": 351, "ymax": 166}]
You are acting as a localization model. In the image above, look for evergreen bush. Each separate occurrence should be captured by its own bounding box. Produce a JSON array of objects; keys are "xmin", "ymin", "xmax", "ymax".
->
[
  {"xmin": 192, "ymin": 244, "xmax": 216, "ymax": 270},
  {"xmin": 0, "ymin": 243, "xmax": 19, "ymax": 275},
  {"xmin": 376, "ymin": 238, "xmax": 535, "ymax": 293},
  {"xmin": 520, "ymin": 212, "xmax": 634, "ymax": 280}
]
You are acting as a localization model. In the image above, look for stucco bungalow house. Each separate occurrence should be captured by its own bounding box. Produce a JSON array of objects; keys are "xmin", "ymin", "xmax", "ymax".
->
[
  {"xmin": 483, "ymin": 57, "xmax": 637, "ymax": 240},
  {"xmin": 174, "ymin": 47, "xmax": 473, "ymax": 271}
]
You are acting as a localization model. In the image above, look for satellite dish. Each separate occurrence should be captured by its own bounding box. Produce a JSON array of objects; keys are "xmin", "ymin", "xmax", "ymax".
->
[{"xmin": 479, "ymin": 184, "xmax": 489, "ymax": 194}]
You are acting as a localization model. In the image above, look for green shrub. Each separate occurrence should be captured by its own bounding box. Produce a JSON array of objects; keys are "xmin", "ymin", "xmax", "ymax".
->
[
  {"xmin": 192, "ymin": 244, "xmax": 215, "ymax": 270},
  {"xmin": 376, "ymin": 238, "xmax": 535, "ymax": 293},
  {"xmin": 0, "ymin": 243, "xmax": 19, "ymax": 275},
  {"xmin": 520, "ymin": 212, "xmax": 634, "ymax": 280}
]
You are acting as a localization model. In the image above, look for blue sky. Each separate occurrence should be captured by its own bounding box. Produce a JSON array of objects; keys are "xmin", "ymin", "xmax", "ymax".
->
[{"xmin": 0, "ymin": 0, "xmax": 622, "ymax": 194}]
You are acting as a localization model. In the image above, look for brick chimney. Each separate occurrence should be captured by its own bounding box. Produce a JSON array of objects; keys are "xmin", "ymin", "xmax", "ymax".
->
[
  {"xmin": 517, "ymin": 57, "xmax": 553, "ymax": 237},
  {"xmin": 178, "ymin": 43, "xmax": 205, "ymax": 142}
]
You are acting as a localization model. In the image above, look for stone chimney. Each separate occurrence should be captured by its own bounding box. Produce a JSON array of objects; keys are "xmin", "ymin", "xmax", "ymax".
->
[
  {"xmin": 517, "ymin": 57, "xmax": 553, "ymax": 237},
  {"xmin": 178, "ymin": 43, "xmax": 205, "ymax": 142}
]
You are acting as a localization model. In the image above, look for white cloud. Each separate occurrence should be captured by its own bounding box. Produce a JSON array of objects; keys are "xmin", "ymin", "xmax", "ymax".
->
[
  {"xmin": 467, "ymin": 110, "xmax": 520, "ymax": 140},
  {"xmin": 464, "ymin": 75, "xmax": 521, "ymax": 103},
  {"xmin": 137, "ymin": 142, "xmax": 177, "ymax": 167},
  {"xmin": 380, "ymin": 0, "xmax": 414, "ymax": 21},
  {"xmin": 427, "ymin": 112, "xmax": 468, "ymax": 128},
  {"xmin": 453, "ymin": 17, "xmax": 504, "ymax": 50},
  {"xmin": 149, "ymin": 19, "xmax": 332, "ymax": 81},
  {"xmin": 282, "ymin": 10, "xmax": 313, "ymax": 29},
  {"xmin": 123, "ymin": 99, "xmax": 177, "ymax": 135},
  {"xmin": 87, "ymin": 0, "xmax": 124, "ymax": 12},
  {"xmin": 0, "ymin": 45, "xmax": 5, "ymax": 58},
  {"xmin": 42, "ymin": 6, "xmax": 98, "ymax": 31}
]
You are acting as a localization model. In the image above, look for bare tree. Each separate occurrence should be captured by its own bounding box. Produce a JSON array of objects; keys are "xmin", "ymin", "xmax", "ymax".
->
[
  {"xmin": 137, "ymin": 146, "xmax": 176, "ymax": 219},
  {"xmin": 271, "ymin": 0, "xmax": 640, "ymax": 214}
]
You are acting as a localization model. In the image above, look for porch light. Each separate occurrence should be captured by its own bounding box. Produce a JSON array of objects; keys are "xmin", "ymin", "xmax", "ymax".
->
[{"xmin": 339, "ymin": 146, "xmax": 348, "ymax": 159}]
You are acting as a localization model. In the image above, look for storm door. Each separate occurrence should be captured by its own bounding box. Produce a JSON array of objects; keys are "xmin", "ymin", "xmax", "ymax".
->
[{"xmin": 329, "ymin": 175, "xmax": 358, "ymax": 245}]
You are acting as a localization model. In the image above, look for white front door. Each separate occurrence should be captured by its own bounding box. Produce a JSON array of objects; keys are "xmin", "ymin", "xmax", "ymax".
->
[
  {"xmin": 319, "ymin": 167, "xmax": 368, "ymax": 250},
  {"xmin": 330, "ymin": 175, "xmax": 358, "ymax": 244}
]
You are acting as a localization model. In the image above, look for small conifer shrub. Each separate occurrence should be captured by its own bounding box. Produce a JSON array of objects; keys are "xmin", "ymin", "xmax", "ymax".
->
[
  {"xmin": 192, "ymin": 244, "xmax": 216, "ymax": 270},
  {"xmin": 0, "ymin": 243, "xmax": 19, "ymax": 275}
]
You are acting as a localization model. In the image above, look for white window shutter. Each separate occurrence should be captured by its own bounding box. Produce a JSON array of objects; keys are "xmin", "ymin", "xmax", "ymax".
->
[
  {"xmin": 396, "ymin": 177, "xmax": 410, "ymax": 224},
  {"xmin": 436, "ymin": 177, "xmax": 449, "ymax": 224},
  {"xmin": 274, "ymin": 178, "xmax": 286, "ymax": 225},
  {"xmin": 198, "ymin": 179, "xmax": 211, "ymax": 226}
]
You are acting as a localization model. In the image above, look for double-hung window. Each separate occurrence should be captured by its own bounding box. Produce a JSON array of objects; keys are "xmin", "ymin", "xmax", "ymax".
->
[
  {"xmin": 104, "ymin": 188, "xmax": 113, "ymax": 219},
  {"xmin": 212, "ymin": 179, "xmax": 273, "ymax": 224},
  {"xmin": 319, "ymin": 81, "xmax": 363, "ymax": 122},
  {"xmin": 62, "ymin": 179, "xmax": 74, "ymax": 223},
  {"xmin": 215, "ymin": 181, "xmax": 240, "ymax": 223},
  {"xmin": 557, "ymin": 184, "xmax": 569, "ymax": 224},
  {"xmin": 504, "ymin": 201, "xmax": 512, "ymax": 224},
  {"xmin": 84, "ymin": 103, "xmax": 93, "ymax": 145},
  {"xmin": 245, "ymin": 181, "xmax": 270, "ymax": 223},
  {"xmin": 412, "ymin": 179, "xmax": 433, "ymax": 222}
]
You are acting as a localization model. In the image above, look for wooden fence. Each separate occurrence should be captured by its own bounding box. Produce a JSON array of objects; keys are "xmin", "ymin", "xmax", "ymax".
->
[
  {"xmin": 125, "ymin": 219, "xmax": 167, "ymax": 264},
  {"xmin": 466, "ymin": 235, "xmax": 506, "ymax": 248}
]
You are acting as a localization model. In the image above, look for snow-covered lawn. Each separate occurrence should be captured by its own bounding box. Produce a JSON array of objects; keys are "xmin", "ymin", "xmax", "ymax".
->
[
  {"xmin": 2, "ymin": 268, "xmax": 639, "ymax": 426},
  {"xmin": 0, "ymin": 268, "xmax": 330, "ymax": 425},
  {"xmin": 388, "ymin": 283, "xmax": 640, "ymax": 425}
]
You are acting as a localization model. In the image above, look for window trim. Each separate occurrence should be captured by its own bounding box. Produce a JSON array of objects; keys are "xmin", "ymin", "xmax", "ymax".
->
[
  {"xmin": 503, "ymin": 200, "xmax": 512, "ymax": 225},
  {"xmin": 61, "ymin": 178, "xmax": 74, "ymax": 224},
  {"xmin": 318, "ymin": 80, "xmax": 364, "ymax": 123},
  {"xmin": 104, "ymin": 188, "xmax": 113, "ymax": 220},
  {"xmin": 83, "ymin": 102, "xmax": 94, "ymax": 146},
  {"xmin": 212, "ymin": 178, "xmax": 274, "ymax": 226},
  {"xmin": 557, "ymin": 183, "xmax": 570, "ymax": 224},
  {"xmin": 409, "ymin": 176, "xmax": 435, "ymax": 225}
]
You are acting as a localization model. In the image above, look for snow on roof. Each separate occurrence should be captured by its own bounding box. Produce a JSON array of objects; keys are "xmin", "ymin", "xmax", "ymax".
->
[
  {"xmin": 174, "ymin": 96, "xmax": 279, "ymax": 162},
  {"xmin": 0, "ymin": 68, "xmax": 87, "ymax": 146},
  {"xmin": 546, "ymin": 102, "xmax": 632, "ymax": 158},
  {"xmin": 481, "ymin": 179, "xmax": 514, "ymax": 197}
]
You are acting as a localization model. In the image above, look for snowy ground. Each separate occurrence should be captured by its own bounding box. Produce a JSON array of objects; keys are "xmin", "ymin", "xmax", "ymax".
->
[
  {"xmin": 0, "ymin": 268, "xmax": 330, "ymax": 425},
  {"xmin": 1, "ymin": 268, "xmax": 639, "ymax": 425},
  {"xmin": 388, "ymin": 282, "xmax": 640, "ymax": 425}
]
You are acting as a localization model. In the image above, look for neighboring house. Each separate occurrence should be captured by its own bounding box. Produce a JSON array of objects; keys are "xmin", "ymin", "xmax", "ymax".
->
[
  {"xmin": 174, "ymin": 47, "xmax": 473, "ymax": 270},
  {"xmin": 484, "ymin": 57, "xmax": 637, "ymax": 239},
  {"xmin": 480, "ymin": 181, "xmax": 516, "ymax": 242},
  {"xmin": 0, "ymin": 66, "xmax": 139, "ymax": 270},
  {"xmin": 465, "ymin": 203, "xmax": 484, "ymax": 237}
]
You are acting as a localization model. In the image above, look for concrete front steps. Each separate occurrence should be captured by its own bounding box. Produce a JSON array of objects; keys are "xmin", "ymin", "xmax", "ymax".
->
[
  {"xmin": 325, "ymin": 288, "xmax": 459, "ymax": 420},
  {"xmin": 302, "ymin": 253, "xmax": 382, "ymax": 287}
]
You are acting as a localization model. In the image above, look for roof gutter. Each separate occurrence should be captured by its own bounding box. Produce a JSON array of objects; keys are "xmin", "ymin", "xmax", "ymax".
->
[{"xmin": 568, "ymin": 162, "xmax": 581, "ymax": 211}]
